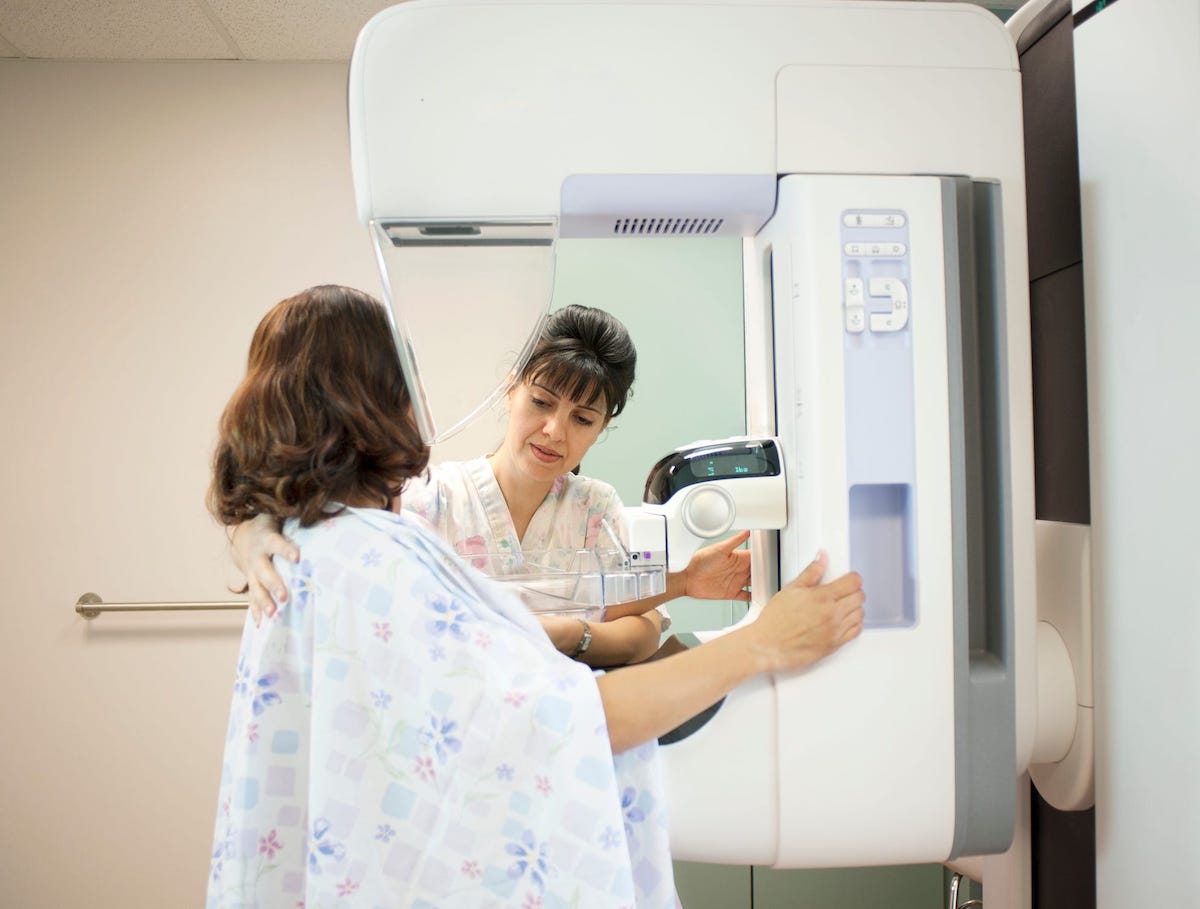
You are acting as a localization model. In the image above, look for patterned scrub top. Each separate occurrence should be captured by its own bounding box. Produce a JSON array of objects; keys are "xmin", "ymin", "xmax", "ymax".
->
[
  {"xmin": 402, "ymin": 457, "xmax": 625, "ymax": 566},
  {"xmin": 206, "ymin": 507, "xmax": 676, "ymax": 908},
  {"xmin": 402, "ymin": 458, "xmax": 668, "ymax": 623}
]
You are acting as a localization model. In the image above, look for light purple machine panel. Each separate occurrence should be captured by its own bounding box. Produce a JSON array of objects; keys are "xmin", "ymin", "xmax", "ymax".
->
[{"xmin": 841, "ymin": 210, "xmax": 917, "ymax": 628}]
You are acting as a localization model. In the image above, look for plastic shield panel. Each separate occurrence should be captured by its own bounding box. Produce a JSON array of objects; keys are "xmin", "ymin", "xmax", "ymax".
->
[{"xmin": 371, "ymin": 219, "xmax": 557, "ymax": 444}]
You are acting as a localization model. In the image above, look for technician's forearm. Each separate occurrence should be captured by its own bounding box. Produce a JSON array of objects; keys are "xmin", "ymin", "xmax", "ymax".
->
[{"xmin": 579, "ymin": 615, "xmax": 661, "ymax": 667}]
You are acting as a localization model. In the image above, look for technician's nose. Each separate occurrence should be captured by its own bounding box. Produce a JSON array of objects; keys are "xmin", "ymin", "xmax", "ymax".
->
[{"xmin": 543, "ymin": 410, "xmax": 566, "ymax": 440}]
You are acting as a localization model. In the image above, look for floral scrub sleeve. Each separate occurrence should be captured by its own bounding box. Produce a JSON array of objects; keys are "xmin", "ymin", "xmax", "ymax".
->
[{"xmin": 206, "ymin": 508, "xmax": 676, "ymax": 908}]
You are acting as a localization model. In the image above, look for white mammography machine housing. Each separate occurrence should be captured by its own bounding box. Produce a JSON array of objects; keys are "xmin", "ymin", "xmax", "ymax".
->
[{"xmin": 348, "ymin": 0, "xmax": 1047, "ymax": 868}]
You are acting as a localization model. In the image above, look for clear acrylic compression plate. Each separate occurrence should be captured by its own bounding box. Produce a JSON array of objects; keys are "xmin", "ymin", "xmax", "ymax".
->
[
  {"xmin": 471, "ymin": 548, "xmax": 667, "ymax": 620},
  {"xmin": 371, "ymin": 219, "xmax": 557, "ymax": 444}
]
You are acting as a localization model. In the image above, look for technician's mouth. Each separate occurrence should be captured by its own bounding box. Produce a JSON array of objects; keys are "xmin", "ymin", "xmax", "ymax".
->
[{"xmin": 530, "ymin": 443, "xmax": 562, "ymax": 463}]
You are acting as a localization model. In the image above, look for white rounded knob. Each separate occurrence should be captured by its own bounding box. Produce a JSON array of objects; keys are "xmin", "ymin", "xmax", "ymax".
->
[{"xmin": 681, "ymin": 486, "xmax": 735, "ymax": 538}]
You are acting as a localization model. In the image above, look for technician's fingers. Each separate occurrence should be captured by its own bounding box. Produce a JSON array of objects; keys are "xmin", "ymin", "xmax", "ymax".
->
[
  {"xmin": 265, "ymin": 532, "xmax": 300, "ymax": 566},
  {"xmin": 247, "ymin": 578, "xmax": 273, "ymax": 627},
  {"xmin": 251, "ymin": 552, "xmax": 288, "ymax": 607},
  {"xmin": 718, "ymin": 530, "xmax": 752, "ymax": 553}
]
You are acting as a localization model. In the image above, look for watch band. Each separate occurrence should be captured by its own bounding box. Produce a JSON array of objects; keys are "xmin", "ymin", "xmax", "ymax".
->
[{"xmin": 571, "ymin": 619, "xmax": 592, "ymax": 657}]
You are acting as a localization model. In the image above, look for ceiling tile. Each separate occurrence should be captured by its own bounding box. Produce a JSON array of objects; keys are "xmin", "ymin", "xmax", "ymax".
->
[
  {"xmin": 0, "ymin": 0, "xmax": 235, "ymax": 60},
  {"xmin": 207, "ymin": 0, "xmax": 395, "ymax": 61},
  {"xmin": 0, "ymin": 0, "xmax": 1014, "ymax": 62}
]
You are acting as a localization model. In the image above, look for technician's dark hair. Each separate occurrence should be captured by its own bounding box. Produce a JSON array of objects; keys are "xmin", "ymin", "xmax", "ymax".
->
[
  {"xmin": 209, "ymin": 284, "xmax": 429, "ymax": 528},
  {"xmin": 517, "ymin": 304, "xmax": 637, "ymax": 421}
]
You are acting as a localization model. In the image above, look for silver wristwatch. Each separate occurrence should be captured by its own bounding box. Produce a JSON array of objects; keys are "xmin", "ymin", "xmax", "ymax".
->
[{"xmin": 571, "ymin": 620, "xmax": 592, "ymax": 657}]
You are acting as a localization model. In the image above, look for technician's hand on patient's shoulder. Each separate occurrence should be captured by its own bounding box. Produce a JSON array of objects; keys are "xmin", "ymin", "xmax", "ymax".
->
[{"xmin": 231, "ymin": 512, "xmax": 295, "ymax": 625}]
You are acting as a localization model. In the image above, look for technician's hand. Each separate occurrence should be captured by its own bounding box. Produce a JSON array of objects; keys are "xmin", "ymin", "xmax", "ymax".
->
[
  {"xmin": 230, "ymin": 513, "xmax": 297, "ymax": 625},
  {"xmin": 682, "ymin": 530, "xmax": 752, "ymax": 602},
  {"xmin": 748, "ymin": 551, "xmax": 865, "ymax": 673}
]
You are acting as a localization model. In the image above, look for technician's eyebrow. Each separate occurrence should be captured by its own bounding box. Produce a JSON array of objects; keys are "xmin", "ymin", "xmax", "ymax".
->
[{"xmin": 532, "ymin": 381, "xmax": 605, "ymax": 414}]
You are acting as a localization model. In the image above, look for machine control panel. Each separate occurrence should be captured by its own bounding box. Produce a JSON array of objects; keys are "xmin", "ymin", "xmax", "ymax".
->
[
  {"xmin": 643, "ymin": 437, "xmax": 782, "ymax": 505},
  {"xmin": 841, "ymin": 210, "xmax": 911, "ymax": 335}
]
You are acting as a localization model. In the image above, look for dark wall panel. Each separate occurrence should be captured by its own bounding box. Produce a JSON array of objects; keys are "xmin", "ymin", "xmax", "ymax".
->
[
  {"xmin": 1016, "ymin": 3, "xmax": 1097, "ymax": 907},
  {"xmin": 1030, "ymin": 263, "xmax": 1091, "ymax": 524},
  {"xmin": 1020, "ymin": 3, "xmax": 1084, "ymax": 282}
]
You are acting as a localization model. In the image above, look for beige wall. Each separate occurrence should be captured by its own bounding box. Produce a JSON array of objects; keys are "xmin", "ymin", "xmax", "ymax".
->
[
  {"xmin": 0, "ymin": 58, "xmax": 946, "ymax": 909},
  {"xmin": 0, "ymin": 60, "xmax": 388, "ymax": 908}
]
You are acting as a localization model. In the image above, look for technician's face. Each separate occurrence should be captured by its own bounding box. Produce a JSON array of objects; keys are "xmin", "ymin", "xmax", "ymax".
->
[{"xmin": 505, "ymin": 380, "xmax": 607, "ymax": 480}]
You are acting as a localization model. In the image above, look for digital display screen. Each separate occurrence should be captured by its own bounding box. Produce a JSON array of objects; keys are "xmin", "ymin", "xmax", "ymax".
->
[{"xmin": 688, "ymin": 451, "xmax": 770, "ymax": 480}]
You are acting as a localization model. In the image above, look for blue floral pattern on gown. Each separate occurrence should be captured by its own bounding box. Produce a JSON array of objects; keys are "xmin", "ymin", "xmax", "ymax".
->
[{"xmin": 206, "ymin": 507, "xmax": 675, "ymax": 908}]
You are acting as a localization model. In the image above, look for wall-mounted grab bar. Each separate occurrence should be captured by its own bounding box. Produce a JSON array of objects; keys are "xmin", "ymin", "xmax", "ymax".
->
[{"xmin": 75, "ymin": 592, "xmax": 247, "ymax": 619}]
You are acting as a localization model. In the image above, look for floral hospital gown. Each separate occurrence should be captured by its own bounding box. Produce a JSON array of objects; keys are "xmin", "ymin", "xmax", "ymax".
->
[{"xmin": 206, "ymin": 507, "xmax": 676, "ymax": 908}]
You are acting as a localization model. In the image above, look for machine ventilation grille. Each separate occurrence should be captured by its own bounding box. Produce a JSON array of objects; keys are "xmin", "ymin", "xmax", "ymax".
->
[{"xmin": 612, "ymin": 217, "xmax": 726, "ymax": 236}]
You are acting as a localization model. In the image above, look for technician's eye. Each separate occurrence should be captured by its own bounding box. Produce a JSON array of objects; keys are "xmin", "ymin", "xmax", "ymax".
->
[
  {"xmin": 531, "ymin": 397, "xmax": 550, "ymax": 409},
  {"xmin": 575, "ymin": 415, "xmax": 595, "ymax": 427}
]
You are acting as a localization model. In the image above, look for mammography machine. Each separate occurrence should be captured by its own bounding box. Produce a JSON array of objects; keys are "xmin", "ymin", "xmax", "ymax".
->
[{"xmin": 347, "ymin": 0, "xmax": 1094, "ymax": 882}]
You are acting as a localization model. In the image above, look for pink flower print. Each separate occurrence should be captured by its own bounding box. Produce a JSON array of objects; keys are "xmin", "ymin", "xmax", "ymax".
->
[
  {"xmin": 475, "ymin": 631, "xmax": 493, "ymax": 650},
  {"xmin": 535, "ymin": 775, "xmax": 552, "ymax": 796},
  {"xmin": 504, "ymin": 690, "xmax": 527, "ymax": 708},
  {"xmin": 413, "ymin": 755, "xmax": 436, "ymax": 782},
  {"xmin": 523, "ymin": 893, "xmax": 544, "ymax": 909},
  {"xmin": 461, "ymin": 859, "xmax": 482, "ymax": 879},
  {"xmin": 373, "ymin": 621, "xmax": 393, "ymax": 642},
  {"xmin": 336, "ymin": 878, "xmax": 359, "ymax": 897},
  {"xmin": 246, "ymin": 723, "xmax": 259, "ymax": 743},
  {"xmin": 585, "ymin": 512, "xmax": 605, "ymax": 548},
  {"xmin": 454, "ymin": 535, "xmax": 490, "ymax": 570},
  {"xmin": 259, "ymin": 829, "xmax": 283, "ymax": 859}
]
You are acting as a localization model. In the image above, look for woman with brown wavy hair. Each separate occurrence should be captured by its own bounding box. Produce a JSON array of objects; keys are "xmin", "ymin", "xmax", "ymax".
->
[
  {"xmin": 209, "ymin": 284, "xmax": 429, "ymax": 527},
  {"xmin": 204, "ymin": 284, "xmax": 864, "ymax": 908}
]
